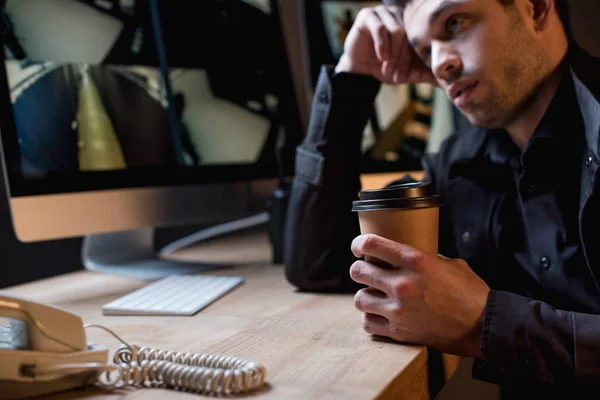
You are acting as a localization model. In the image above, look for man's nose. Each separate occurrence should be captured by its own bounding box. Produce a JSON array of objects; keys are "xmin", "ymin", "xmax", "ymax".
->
[{"xmin": 431, "ymin": 42, "xmax": 462, "ymax": 82}]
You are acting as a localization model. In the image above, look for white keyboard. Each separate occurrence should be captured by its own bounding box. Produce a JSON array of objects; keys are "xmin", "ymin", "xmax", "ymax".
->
[{"xmin": 102, "ymin": 275, "xmax": 244, "ymax": 316}]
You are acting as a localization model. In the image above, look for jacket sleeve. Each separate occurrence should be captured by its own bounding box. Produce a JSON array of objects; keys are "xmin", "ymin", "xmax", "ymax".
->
[
  {"xmin": 283, "ymin": 66, "xmax": 381, "ymax": 293},
  {"xmin": 471, "ymin": 289, "xmax": 600, "ymax": 387}
]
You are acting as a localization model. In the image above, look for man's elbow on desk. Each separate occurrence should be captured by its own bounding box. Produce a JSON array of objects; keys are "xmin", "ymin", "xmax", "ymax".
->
[
  {"xmin": 283, "ymin": 251, "xmax": 362, "ymax": 294},
  {"xmin": 283, "ymin": 240, "xmax": 370, "ymax": 294}
]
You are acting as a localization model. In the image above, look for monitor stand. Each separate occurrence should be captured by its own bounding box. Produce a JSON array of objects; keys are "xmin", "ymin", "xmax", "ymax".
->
[{"xmin": 82, "ymin": 212, "xmax": 269, "ymax": 281}]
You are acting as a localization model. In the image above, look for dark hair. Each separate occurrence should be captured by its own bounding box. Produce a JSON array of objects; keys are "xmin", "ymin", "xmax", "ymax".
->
[{"xmin": 383, "ymin": 0, "xmax": 571, "ymax": 37}]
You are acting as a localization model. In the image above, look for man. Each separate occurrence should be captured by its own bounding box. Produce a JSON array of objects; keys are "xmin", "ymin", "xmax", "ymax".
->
[{"xmin": 284, "ymin": 0, "xmax": 600, "ymax": 397}]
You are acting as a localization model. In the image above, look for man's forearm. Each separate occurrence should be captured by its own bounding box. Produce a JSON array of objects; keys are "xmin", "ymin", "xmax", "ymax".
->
[{"xmin": 283, "ymin": 66, "xmax": 381, "ymax": 292}]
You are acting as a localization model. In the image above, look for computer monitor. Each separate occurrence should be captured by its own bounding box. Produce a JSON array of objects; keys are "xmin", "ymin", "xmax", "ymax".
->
[{"xmin": 0, "ymin": 0, "xmax": 305, "ymax": 280}]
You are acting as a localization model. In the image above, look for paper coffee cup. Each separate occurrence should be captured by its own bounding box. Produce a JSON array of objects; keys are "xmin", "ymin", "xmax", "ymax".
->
[{"xmin": 352, "ymin": 182, "xmax": 442, "ymax": 257}]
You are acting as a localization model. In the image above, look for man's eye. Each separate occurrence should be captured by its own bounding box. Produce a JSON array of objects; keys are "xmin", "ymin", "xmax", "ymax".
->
[{"xmin": 446, "ymin": 15, "xmax": 466, "ymax": 34}]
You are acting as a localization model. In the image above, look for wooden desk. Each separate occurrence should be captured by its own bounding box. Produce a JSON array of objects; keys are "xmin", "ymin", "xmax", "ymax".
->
[{"xmin": 3, "ymin": 189, "xmax": 458, "ymax": 400}]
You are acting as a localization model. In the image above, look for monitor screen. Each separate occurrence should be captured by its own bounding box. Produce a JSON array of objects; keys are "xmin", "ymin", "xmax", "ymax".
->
[{"xmin": 0, "ymin": 0, "xmax": 302, "ymax": 195}]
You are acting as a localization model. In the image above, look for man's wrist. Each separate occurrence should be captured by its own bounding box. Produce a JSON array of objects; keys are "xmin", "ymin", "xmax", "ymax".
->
[
  {"xmin": 462, "ymin": 289, "xmax": 491, "ymax": 360},
  {"xmin": 461, "ymin": 321, "xmax": 486, "ymax": 360},
  {"xmin": 476, "ymin": 289, "xmax": 497, "ymax": 360},
  {"xmin": 334, "ymin": 54, "xmax": 353, "ymax": 75},
  {"xmin": 334, "ymin": 54, "xmax": 373, "ymax": 78},
  {"xmin": 471, "ymin": 335, "xmax": 486, "ymax": 360}
]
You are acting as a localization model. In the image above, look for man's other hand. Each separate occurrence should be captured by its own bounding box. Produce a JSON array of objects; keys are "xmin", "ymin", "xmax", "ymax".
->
[{"xmin": 335, "ymin": 5, "xmax": 436, "ymax": 85}]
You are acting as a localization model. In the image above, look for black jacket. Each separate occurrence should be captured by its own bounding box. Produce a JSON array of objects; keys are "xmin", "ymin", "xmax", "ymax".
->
[{"xmin": 284, "ymin": 45, "xmax": 600, "ymax": 395}]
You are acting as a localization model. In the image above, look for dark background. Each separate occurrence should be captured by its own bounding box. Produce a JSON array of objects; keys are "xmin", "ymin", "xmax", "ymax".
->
[{"xmin": 2, "ymin": 0, "xmax": 600, "ymax": 289}]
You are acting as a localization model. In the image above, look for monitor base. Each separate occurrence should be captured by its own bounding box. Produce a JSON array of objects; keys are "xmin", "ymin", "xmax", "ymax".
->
[{"xmin": 82, "ymin": 213, "xmax": 269, "ymax": 281}]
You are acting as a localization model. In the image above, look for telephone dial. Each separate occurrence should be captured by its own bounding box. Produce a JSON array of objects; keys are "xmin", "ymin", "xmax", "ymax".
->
[{"xmin": 0, "ymin": 293, "xmax": 267, "ymax": 399}]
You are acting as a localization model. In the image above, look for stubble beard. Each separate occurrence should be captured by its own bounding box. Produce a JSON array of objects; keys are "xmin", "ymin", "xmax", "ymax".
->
[{"xmin": 462, "ymin": 11, "xmax": 547, "ymax": 129}]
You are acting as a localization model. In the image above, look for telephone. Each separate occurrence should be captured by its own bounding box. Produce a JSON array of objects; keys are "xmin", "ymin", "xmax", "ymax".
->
[{"xmin": 0, "ymin": 293, "xmax": 267, "ymax": 399}]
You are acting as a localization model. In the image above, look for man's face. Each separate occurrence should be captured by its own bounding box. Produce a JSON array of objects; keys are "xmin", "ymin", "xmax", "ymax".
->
[{"xmin": 401, "ymin": 0, "xmax": 548, "ymax": 128}]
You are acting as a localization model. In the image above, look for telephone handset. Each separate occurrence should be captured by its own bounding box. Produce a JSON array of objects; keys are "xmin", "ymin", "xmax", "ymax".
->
[{"xmin": 0, "ymin": 293, "xmax": 267, "ymax": 399}]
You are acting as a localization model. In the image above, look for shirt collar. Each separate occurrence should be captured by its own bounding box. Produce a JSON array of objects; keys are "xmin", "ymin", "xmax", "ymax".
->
[
  {"xmin": 572, "ymin": 68, "xmax": 600, "ymax": 162},
  {"xmin": 472, "ymin": 57, "xmax": 584, "ymax": 169},
  {"xmin": 450, "ymin": 44, "xmax": 599, "ymax": 168}
]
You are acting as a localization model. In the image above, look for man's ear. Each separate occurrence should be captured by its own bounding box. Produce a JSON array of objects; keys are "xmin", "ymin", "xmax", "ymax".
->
[{"xmin": 528, "ymin": 0, "xmax": 553, "ymax": 31}]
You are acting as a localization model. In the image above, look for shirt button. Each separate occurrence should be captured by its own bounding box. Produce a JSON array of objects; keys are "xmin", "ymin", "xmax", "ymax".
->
[
  {"xmin": 540, "ymin": 256, "xmax": 551, "ymax": 269},
  {"xmin": 319, "ymin": 92, "xmax": 329, "ymax": 103},
  {"xmin": 461, "ymin": 231, "xmax": 471, "ymax": 243},
  {"xmin": 586, "ymin": 154, "xmax": 593, "ymax": 166},
  {"xmin": 527, "ymin": 184, "xmax": 536, "ymax": 194}
]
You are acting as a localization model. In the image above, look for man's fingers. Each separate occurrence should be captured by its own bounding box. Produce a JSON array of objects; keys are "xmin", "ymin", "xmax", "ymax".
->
[
  {"xmin": 360, "ymin": 9, "xmax": 389, "ymax": 62},
  {"xmin": 381, "ymin": 60, "xmax": 392, "ymax": 79},
  {"xmin": 352, "ymin": 234, "xmax": 432, "ymax": 272},
  {"xmin": 392, "ymin": 37, "xmax": 413, "ymax": 83},
  {"xmin": 361, "ymin": 313, "xmax": 389, "ymax": 337},
  {"xmin": 354, "ymin": 287, "xmax": 388, "ymax": 315},
  {"xmin": 374, "ymin": 6, "xmax": 401, "ymax": 40},
  {"xmin": 373, "ymin": 6, "xmax": 404, "ymax": 76},
  {"xmin": 406, "ymin": 55, "xmax": 433, "ymax": 84},
  {"xmin": 350, "ymin": 260, "xmax": 394, "ymax": 294}
]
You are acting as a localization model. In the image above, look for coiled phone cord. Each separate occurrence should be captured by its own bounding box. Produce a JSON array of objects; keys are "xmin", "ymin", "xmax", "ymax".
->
[
  {"xmin": 86, "ymin": 324, "xmax": 268, "ymax": 395},
  {"xmin": 104, "ymin": 345, "xmax": 267, "ymax": 395}
]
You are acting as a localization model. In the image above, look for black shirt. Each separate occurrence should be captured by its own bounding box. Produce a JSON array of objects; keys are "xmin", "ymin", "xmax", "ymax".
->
[{"xmin": 483, "ymin": 70, "xmax": 598, "ymax": 313}]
